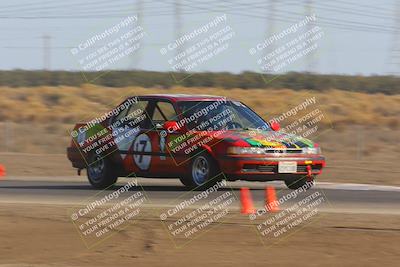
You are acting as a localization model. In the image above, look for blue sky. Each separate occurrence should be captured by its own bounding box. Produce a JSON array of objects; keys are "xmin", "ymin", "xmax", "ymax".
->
[{"xmin": 0, "ymin": 0, "xmax": 397, "ymax": 75}]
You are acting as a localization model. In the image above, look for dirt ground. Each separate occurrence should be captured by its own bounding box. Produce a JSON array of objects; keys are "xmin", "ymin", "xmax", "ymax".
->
[{"xmin": 0, "ymin": 204, "xmax": 398, "ymax": 267}]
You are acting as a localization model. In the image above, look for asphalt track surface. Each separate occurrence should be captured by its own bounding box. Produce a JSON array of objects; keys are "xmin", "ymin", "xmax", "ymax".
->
[{"xmin": 0, "ymin": 176, "xmax": 399, "ymax": 215}]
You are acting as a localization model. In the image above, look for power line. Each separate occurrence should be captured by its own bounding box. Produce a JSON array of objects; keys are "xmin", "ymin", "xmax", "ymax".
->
[
  {"xmin": 334, "ymin": 0, "xmax": 395, "ymax": 14},
  {"xmin": 215, "ymin": 0, "xmax": 397, "ymax": 31},
  {"xmin": 0, "ymin": 0, "xmax": 397, "ymax": 35},
  {"xmin": 179, "ymin": 0, "xmax": 398, "ymax": 33},
  {"xmin": 312, "ymin": 2, "xmax": 394, "ymax": 19},
  {"xmin": 0, "ymin": 0, "xmax": 56, "ymax": 10},
  {"xmin": 0, "ymin": 0, "xmax": 130, "ymax": 14},
  {"xmin": 0, "ymin": 0, "xmax": 394, "ymax": 22}
]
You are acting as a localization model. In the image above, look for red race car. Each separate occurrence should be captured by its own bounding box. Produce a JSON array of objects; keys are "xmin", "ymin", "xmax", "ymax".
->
[{"xmin": 67, "ymin": 94, "xmax": 325, "ymax": 190}]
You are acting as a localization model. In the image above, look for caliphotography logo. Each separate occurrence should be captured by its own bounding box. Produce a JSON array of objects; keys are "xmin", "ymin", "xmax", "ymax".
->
[
  {"xmin": 158, "ymin": 173, "xmax": 238, "ymax": 248},
  {"xmin": 69, "ymin": 178, "xmax": 149, "ymax": 249}
]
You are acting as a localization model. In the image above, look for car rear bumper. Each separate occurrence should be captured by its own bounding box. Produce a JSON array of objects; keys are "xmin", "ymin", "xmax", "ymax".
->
[{"xmin": 67, "ymin": 147, "xmax": 87, "ymax": 169}]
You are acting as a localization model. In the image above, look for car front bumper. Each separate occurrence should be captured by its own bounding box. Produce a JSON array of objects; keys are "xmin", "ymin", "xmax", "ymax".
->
[{"xmin": 217, "ymin": 154, "xmax": 325, "ymax": 181}]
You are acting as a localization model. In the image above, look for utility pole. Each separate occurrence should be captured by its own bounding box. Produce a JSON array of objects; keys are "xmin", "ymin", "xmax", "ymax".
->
[
  {"xmin": 265, "ymin": 0, "xmax": 276, "ymax": 74},
  {"xmin": 132, "ymin": 0, "xmax": 143, "ymax": 69},
  {"xmin": 266, "ymin": 0, "xmax": 276, "ymax": 48},
  {"xmin": 174, "ymin": 0, "xmax": 184, "ymax": 72},
  {"xmin": 387, "ymin": 0, "xmax": 400, "ymax": 75},
  {"xmin": 42, "ymin": 34, "xmax": 51, "ymax": 70},
  {"xmin": 304, "ymin": 0, "xmax": 316, "ymax": 73}
]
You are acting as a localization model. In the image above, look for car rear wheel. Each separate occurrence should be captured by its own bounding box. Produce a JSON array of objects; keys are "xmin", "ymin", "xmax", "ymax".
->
[
  {"xmin": 180, "ymin": 152, "xmax": 223, "ymax": 190},
  {"xmin": 87, "ymin": 153, "xmax": 118, "ymax": 189},
  {"xmin": 284, "ymin": 176, "xmax": 314, "ymax": 190}
]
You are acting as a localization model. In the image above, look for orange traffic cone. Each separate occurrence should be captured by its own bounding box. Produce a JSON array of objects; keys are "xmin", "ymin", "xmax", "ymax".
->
[
  {"xmin": 265, "ymin": 186, "xmax": 280, "ymax": 212},
  {"xmin": 240, "ymin": 187, "xmax": 255, "ymax": 214},
  {"xmin": 0, "ymin": 164, "xmax": 5, "ymax": 177}
]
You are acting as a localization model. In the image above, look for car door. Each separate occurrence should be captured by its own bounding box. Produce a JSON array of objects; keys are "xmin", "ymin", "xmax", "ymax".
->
[
  {"xmin": 146, "ymin": 99, "xmax": 182, "ymax": 175},
  {"xmin": 110, "ymin": 98, "xmax": 152, "ymax": 174}
]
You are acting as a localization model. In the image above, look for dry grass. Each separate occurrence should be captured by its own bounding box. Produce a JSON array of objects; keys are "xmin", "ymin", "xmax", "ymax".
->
[{"xmin": 0, "ymin": 85, "xmax": 399, "ymax": 128}]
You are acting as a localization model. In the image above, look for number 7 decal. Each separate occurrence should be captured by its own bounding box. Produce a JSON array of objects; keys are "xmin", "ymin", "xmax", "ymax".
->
[{"xmin": 133, "ymin": 133, "xmax": 151, "ymax": 170}]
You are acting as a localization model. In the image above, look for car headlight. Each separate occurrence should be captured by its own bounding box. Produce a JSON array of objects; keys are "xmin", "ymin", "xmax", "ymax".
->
[
  {"xmin": 227, "ymin": 146, "xmax": 266, "ymax": 155},
  {"xmin": 302, "ymin": 147, "xmax": 321, "ymax": 154}
]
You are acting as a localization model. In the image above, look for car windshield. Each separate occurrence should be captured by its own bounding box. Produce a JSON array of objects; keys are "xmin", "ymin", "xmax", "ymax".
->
[{"xmin": 177, "ymin": 100, "xmax": 270, "ymax": 131}]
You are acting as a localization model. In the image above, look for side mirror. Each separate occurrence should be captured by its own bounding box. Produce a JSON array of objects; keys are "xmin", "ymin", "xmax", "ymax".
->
[
  {"xmin": 163, "ymin": 121, "xmax": 182, "ymax": 133},
  {"xmin": 270, "ymin": 121, "xmax": 280, "ymax": 131}
]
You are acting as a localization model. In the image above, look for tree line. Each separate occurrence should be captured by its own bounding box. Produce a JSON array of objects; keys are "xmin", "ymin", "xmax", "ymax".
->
[{"xmin": 0, "ymin": 70, "xmax": 399, "ymax": 94}]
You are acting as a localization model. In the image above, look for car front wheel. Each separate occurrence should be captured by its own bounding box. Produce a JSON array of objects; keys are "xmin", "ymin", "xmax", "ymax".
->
[{"xmin": 180, "ymin": 152, "xmax": 223, "ymax": 190}]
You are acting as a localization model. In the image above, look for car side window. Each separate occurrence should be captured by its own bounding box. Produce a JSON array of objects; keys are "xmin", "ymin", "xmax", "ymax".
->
[
  {"xmin": 113, "ymin": 105, "xmax": 128, "ymax": 123},
  {"xmin": 152, "ymin": 101, "xmax": 178, "ymax": 126},
  {"xmin": 113, "ymin": 100, "xmax": 150, "ymax": 128}
]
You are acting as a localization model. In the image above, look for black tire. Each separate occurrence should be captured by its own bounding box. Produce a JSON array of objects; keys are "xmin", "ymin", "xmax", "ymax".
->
[
  {"xmin": 180, "ymin": 152, "xmax": 223, "ymax": 190},
  {"xmin": 284, "ymin": 176, "xmax": 314, "ymax": 190},
  {"xmin": 87, "ymin": 153, "xmax": 118, "ymax": 189}
]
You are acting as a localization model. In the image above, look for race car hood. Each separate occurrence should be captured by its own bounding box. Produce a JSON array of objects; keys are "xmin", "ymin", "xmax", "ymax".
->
[{"xmin": 215, "ymin": 129, "xmax": 315, "ymax": 149}]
